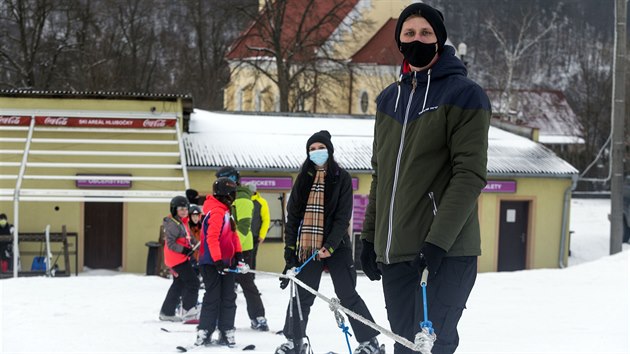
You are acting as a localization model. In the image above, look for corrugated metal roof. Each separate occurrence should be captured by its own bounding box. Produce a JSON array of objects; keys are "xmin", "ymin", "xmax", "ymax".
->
[{"xmin": 184, "ymin": 110, "xmax": 578, "ymax": 176}]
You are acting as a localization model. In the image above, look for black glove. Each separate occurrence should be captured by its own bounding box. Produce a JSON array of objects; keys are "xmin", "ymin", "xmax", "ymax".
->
[
  {"xmin": 230, "ymin": 252, "xmax": 243, "ymax": 270},
  {"xmin": 280, "ymin": 263, "xmax": 292, "ymax": 290},
  {"xmin": 180, "ymin": 247, "xmax": 193, "ymax": 256},
  {"xmin": 214, "ymin": 259, "xmax": 227, "ymax": 274},
  {"xmin": 283, "ymin": 247, "xmax": 298, "ymax": 267},
  {"xmin": 414, "ymin": 242, "xmax": 447, "ymax": 276},
  {"xmin": 360, "ymin": 239, "xmax": 381, "ymax": 281},
  {"xmin": 279, "ymin": 247, "xmax": 298, "ymax": 289}
]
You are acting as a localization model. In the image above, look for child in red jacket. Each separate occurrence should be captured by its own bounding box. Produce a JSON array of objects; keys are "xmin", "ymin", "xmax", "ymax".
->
[
  {"xmin": 160, "ymin": 196, "xmax": 200, "ymax": 323},
  {"xmin": 195, "ymin": 177, "xmax": 242, "ymax": 348}
]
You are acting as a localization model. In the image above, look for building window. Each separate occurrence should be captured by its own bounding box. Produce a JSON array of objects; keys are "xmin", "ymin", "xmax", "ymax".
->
[
  {"xmin": 236, "ymin": 88, "xmax": 243, "ymax": 111},
  {"xmin": 360, "ymin": 91, "xmax": 369, "ymax": 114},
  {"xmin": 296, "ymin": 96, "xmax": 305, "ymax": 112},
  {"xmin": 255, "ymin": 90, "xmax": 261, "ymax": 112}
]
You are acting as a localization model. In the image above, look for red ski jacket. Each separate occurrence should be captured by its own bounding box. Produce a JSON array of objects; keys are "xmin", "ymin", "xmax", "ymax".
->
[
  {"xmin": 199, "ymin": 195, "xmax": 242, "ymax": 265},
  {"xmin": 163, "ymin": 215, "xmax": 193, "ymax": 268}
]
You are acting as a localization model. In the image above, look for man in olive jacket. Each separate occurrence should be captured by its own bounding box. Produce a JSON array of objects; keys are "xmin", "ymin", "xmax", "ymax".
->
[{"xmin": 360, "ymin": 3, "xmax": 490, "ymax": 354}]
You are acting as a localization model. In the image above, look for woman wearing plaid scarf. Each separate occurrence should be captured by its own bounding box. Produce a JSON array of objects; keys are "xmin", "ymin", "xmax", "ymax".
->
[{"xmin": 274, "ymin": 131, "xmax": 381, "ymax": 354}]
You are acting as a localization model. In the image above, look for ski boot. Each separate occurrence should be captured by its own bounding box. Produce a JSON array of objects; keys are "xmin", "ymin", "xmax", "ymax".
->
[
  {"xmin": 182, "ymin": 305, "xmax": 200, "ymax": 324},
  {"xmin": 251, "ymin": 316, "xmax": 269, "ymax": 331},
  {"xmin": 159, "ymin": 312, "xmax": 182, "ymax": 322},
  {"xmin": 194, "ymin": 329, "xmax": 212, "ymax": 346},
  {"xmin": 274, "ymin": 338, "xmax": 309, "ymax": 354},
  {"xmin": 217, "ymin": 328, "xmax": 236, "ymax": 347},
  {"xmin": 354, "ymin": 337, "xmax": 384, "ymax": 354}
]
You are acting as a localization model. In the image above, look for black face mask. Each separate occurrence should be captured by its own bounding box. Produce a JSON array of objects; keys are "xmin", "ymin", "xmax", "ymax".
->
[{"xmin": 400, "ymin": 40, "xmax": 438, "ymax": 68}]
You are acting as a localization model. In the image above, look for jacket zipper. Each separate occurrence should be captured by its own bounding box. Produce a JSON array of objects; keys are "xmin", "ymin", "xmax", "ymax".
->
[
  {"xmin": 385, "ymin": 73, "xmax": 417, "ymax": 264},
  {"xmin": 428, "ymin": 192, "xmax": 438, "ymax": 216}
]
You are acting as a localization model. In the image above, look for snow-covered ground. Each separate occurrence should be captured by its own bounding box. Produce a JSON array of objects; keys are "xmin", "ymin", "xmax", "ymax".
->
[{"xmin": 1, "ymin": 199, "xmax": 628, "ymax": 353}]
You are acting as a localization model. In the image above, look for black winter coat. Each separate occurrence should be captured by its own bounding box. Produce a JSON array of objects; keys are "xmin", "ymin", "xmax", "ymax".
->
[{"xmin": 285, "ymin": 161, "xmax": 353, "ymax": 253}]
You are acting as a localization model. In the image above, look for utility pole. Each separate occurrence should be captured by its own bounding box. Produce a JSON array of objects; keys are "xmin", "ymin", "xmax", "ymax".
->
[{"xmin": 610, "ymin": 0, "xmax": 627, "ymax": 255}]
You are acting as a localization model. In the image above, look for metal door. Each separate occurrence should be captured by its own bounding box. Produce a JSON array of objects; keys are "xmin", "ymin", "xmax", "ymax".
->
[{"xmin": 498, "ymin": 201, "xmax": 529, "ymax": 271}]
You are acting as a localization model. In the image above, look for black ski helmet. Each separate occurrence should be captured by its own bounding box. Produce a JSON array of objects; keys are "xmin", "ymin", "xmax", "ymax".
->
[
  {"xmin": 213, "ymin": 177, "xmax": 237, "ymax": 202},
  {"xmin": 170, "ymin": 195, "xmax": 190, "ymax": 216},
  {"xmin": 215, "ymin": 166, "xmax": 240, "ymax": 184},
  {"xmin": 188, "ymin": 204, "xmax": 202, "ymax": 216}
]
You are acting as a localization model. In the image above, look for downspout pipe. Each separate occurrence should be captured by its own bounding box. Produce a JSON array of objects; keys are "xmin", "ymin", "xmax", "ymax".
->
[{"xmin": 559, "ymin": 174, "xmax": 579, "ymax": 268}]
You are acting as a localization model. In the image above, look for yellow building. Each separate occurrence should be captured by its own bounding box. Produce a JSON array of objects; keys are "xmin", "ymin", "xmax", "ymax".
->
[
  {"xmin": 224, "ymin": 0, "xmax": 410, "ymax": 114},
  {"xmin": 1, "ymin": 91, "xmax": 578, "ymax": 276},
  {"xmin": 185, "ymin": 110, "xmax": 578, "ymax": 273},
  {"xmin": 0, "ymin": 90, "xmax": 193, "ymax": 277}
]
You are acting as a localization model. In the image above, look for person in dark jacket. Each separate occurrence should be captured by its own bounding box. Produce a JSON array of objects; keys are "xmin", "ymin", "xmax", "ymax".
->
[
  {"xmin": 360, "ymin": 3, "xmax": 491, "ymax": 354},
  {"xmin": 247, "ymin": 183, "xmax": 270, "ymax": 270},
  {"xmin": 274, "ymin": 131, "xmax": 380, "ymax": 354},
  {"xmin": 160, "ymin": 196, "xmax": 200, "ymax": 323}
]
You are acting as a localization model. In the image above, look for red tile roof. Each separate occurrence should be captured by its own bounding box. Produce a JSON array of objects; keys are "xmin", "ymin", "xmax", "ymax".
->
[
  {"xmin": 227, "ymin": 0, "xmax": 359, "ymax": 61},
  {"xmin": 350, "ymin": 18, "xmax": 402, "ymax": 65}
]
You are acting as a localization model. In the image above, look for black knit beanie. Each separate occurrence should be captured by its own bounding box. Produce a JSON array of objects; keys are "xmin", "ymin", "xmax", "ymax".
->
[
  {"xmin": 395, "ymin": 2, "xmax": 447, "ymax": 53},
  {"xmin": 306, "ymin": 130, "xmax": 334, "ymax": 156}
]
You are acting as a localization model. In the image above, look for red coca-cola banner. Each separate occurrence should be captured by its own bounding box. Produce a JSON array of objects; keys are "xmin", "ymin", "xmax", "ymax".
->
[
  {"xmin": 0, "ymin": 116, "xmax": 31, "ymax": 125},
  {"xmin": 0, "ymin": 115, "xmax": 176, "ymax": 128}
]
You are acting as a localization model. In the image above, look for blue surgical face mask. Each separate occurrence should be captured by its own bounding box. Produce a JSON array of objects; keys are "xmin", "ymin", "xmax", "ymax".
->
[{"xmin": 309, "ymin": 149, "xmax": 329, "ymax": 166}]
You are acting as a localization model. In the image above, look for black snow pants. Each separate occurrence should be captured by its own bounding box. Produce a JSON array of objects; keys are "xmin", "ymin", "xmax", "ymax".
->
[
  {"xmin": 380, "ymin": 256, "xmax": 477, "ymax": 354},
  {"xmin": 198, "ymin": 264, "xmax": 237, "ymax": 332},
  {"xmin": 235, "ymin": 249, "xmax": 266, "ymax": 320},
  {"xmin": 160, "ymin": 260, "xmax": 200, "ymax": 315},
  {"xmin": 282, "ymin": 246, "xmax": 380, "ymax": 343}
]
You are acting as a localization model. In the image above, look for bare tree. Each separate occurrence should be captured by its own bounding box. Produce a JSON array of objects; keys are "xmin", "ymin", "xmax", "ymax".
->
[
  {"xmin": 175, "ymin": 0, "xmax": 255, "ymax": 109},
  {"xmin": 0, "ymin": 0, "xmax": 76, "ymax": 89},
  {"xmin": 565, "ymin": 32, "xmax": 613, "ymax": 177},
  {"xmin": 484, "ymin": 5, "xmax": 559, "ymax": 115},
  {"xmin": 228, "ymin": 0, "xmax": 372, "ymax": 112}
]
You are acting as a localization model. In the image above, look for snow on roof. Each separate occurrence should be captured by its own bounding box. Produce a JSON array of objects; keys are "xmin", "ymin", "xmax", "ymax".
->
[
  {"xmin": 185, "ymin": 110, "xmax": 578, "ymax": 176},
  {"xmin": 486, "ymin": 89, "xmax": 583, "ymax": 143}
]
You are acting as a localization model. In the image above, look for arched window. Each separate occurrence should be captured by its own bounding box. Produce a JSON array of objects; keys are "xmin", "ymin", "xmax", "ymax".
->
[
  {"xmin": 236, "ymin": 88, "xmax": 243, "ymax": 111},
  {"xmin": 254, "ymin": 90, "xmax": 261, "ymax": 112},
  {"xmin": 360, "ymin": 91, "xmax": 369, "ymax": 114}
]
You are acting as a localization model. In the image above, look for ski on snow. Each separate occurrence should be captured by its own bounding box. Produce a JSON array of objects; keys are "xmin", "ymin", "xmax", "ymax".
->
[{"xmin": 175, "ymin": 342, "xmax": 255, "ymax": 352}]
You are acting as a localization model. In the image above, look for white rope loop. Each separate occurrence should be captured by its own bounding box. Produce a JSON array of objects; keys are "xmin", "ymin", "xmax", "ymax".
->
[{"xmin": 249, "ymin": 269, "xmax": 420, "ymax": 352}]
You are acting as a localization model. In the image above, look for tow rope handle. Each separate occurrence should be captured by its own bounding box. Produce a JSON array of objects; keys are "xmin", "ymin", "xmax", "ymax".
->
[
  {"xmin": 419, "ymin": 268, "xmax": 434, "ymax": 334},
  {"xmin": 330, "ymin": 298, "xmax": 353, "ymax": 354}
]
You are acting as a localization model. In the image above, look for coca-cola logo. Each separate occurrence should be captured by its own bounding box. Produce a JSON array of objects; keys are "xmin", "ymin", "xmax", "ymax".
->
[
  {"xmin": 143, "ymin": 119, "xmax": 167, "ymax": 128},
  {"xmin": 43, "ymin": 117, "xmax": 68, "ymax": 126},
  {"xmin": 0, "ymin": 116, "xmax": 22, "ymax": 125}
]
